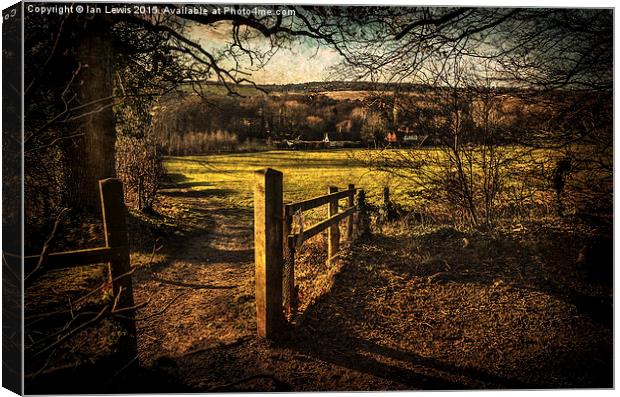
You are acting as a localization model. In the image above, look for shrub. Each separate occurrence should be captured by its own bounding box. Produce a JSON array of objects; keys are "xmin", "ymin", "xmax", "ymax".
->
[
  {"xmin": 115, "ymin": 134, "xmax": 164, "ymax": 212},
  {"xmin": 161, "ymin": 130, "xmax": 239, "ymax": 155}
]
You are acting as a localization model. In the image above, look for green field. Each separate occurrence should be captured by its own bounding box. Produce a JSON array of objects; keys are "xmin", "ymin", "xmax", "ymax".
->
[
  {"xmin": 164, "ymin": 149, "xmax": 406, "ymax": 210},
  {"xmin": 164, "ymin": 146, "xmax": 603, "ymax": 228}
]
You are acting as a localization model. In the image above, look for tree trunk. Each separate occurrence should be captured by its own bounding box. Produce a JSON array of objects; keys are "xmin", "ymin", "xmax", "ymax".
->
[{"xmin": 64, "ymin": 17, "xmax": 116, "ymax": 212}]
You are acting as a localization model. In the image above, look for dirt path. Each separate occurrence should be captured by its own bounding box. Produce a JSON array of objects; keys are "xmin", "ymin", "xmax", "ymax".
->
[
  {"xmin": 133, "ymin": 186, "xmax": 257, "ymax": 366},
  {"xmin": 125, "ymin": 185, "xmax": 612, "ymax": 392}
]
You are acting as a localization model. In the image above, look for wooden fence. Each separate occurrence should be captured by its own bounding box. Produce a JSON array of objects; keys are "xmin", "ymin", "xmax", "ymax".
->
[
  {"xmin": 24, "ymin": 178, "xmax": 137, "ymax": 363},
  {"xmin": 253, "ymin": 168, "xmax": 366, "ymax": 340}
]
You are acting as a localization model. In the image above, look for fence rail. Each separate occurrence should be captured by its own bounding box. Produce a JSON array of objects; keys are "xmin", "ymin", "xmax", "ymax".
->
[
  {"xmin": 24, "ymin": 247, "xmax": 122, "ymax": 271},
  {"xmin": 285, "ymin": 188, "xmax": 355, "ymax": 214},
  {"xmin": 288, "ymin": 205, "xmax": 356, "ymax": 245},
  {"xmin": 253, "ymin": 168, "xmax": 366, "ymax": 340},
  {"xmin": 23, "ymin": 178, "xmax": 138, "ymax": 365}
]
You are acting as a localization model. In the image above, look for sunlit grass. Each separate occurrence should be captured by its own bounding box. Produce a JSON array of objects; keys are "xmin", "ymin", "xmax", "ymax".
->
[
  {"xmin": 163, "ymin": 146, "xmax": 583, "ymax": 223},
  {"xmin": 164, "ymin": 149, "xmax": 405, "ymax": 210}
]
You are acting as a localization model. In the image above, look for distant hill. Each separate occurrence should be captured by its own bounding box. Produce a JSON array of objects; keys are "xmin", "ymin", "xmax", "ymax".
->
[
  {"xmin": 180, "ymin": 80, "xmax": 568, "ymax": 98},
  {"xmin": 180, "ymin": 80, "xmax": 429, "ymax": 96}
]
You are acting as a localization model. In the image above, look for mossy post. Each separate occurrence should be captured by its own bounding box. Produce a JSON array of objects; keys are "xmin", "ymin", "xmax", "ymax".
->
[
  {"xmin": 254, "ymin": 168, "xmax": 284, "ymax": 339},
  {"xmin": 328, "ymin": 186, "xmax": 340, "ymax": 263},
  {"xmin": 99, "ymin": 178, "xmax": 138, "ymax": 365}
]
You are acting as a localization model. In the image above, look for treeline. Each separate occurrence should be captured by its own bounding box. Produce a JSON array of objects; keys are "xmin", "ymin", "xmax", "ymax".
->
[
  {"xmin": 165, "ymin": 131, "xmax": 238, "ymax": 155},
  {"xmin": 151, "ymin": 88, "xmax": 610, "ymax": 155},
  {"xmin": 151, "ymin": 91, "xmax": 367, "ymax": 154}
]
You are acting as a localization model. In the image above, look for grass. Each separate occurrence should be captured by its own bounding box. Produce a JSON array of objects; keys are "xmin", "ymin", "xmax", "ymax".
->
[
  {"xmin": 162, "ymin": 147, "xmax": 567, "ymax": 225},
  {"xmin": 26, "ymin": 148, "xmax": 612, "ymax": 392},
  {"xmin": 161, "ymin": 149, "xmax": 615, "ymax": 389},
  {"xmin": 164, "ymin": 149, "xmax": 406, "ymax": 211}
]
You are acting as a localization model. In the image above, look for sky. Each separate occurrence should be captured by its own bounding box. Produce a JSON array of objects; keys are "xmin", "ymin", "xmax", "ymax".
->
[
  {"xmin": 245, "ymin": 45, "xmax": 343, "ymax": 85},
  {"xmin": 185, "ymin": 5, "xmax": 612, "ymax": 88},
  {"xmin": 189, "ymin": 20, "xmax": 344, "ymax": 85}
]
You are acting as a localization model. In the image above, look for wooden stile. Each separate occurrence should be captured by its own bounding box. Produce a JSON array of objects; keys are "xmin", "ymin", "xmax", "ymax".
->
[{"xmin": 22, "ymin": 179, "xmax": 139, "ymax": 365}]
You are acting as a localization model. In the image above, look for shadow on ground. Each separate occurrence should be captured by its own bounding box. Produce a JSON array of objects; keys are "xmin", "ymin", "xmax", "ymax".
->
[
  {"xmin": 284, "ymin": 222, "xmax": 613, "ymax": 389},
  {"xmin": 25, "ymin": 178, "xmax": 613, "ymax": 393}
]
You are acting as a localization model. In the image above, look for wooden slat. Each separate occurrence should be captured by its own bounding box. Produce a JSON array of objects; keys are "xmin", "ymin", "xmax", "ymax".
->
[
  {"xmin": 291, "ymin": 206, "xmax": 356, "ymax": 244},
  {"xmin": 24, "ymin": 246, "xmax": 119, "ymax": 272},
  {"xmin": 286, "ymin": 188, "xmax": 355, "ymax": 213}
]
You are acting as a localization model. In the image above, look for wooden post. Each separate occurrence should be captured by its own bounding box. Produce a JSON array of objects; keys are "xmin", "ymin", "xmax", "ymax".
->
[
  {"xmin": 328, "ymin": 186, "xmax": 340, "ymax": 263},
  {"xmin": 346, "ymin": 184, "xmax": 355, "ymax": 241},
  {"xmin": 383, "ymin": 187, "xmax": 390, "ymax": 207},
  {"xmin": 356, "ymin": 189, "xmax": 371, "ymax": 238},
  {"xmin": 254, "ymin": 168, "xmax": 284, "ymax": 339},
  {"xmin": 283, "ymin": 207, "xmax": 297, "ymax": 317},
  {"xmin": 99, "ymin": 178, "xmax": 138, "ymax": 363}
]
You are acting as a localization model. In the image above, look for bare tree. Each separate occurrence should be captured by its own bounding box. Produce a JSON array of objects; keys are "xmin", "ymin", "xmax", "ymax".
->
[{"xmin": 340, "ymin": 7, "xmax": 612, "ymax": 225}]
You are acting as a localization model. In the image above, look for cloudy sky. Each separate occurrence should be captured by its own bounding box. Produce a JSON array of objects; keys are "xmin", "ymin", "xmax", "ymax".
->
[{"xmin": 189, "ymin": 21, "xmax": 343, "ymax": 85}]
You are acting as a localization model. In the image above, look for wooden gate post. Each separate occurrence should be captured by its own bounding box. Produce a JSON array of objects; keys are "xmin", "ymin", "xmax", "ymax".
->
[
  {"xmin": 283, "ymin": 206, "xmax": 297, "ymax": 317},
  {"xmin": 328, "ymin": 186, "xmax": 340, "ymax": 263},
  {"xmin": 254, "ymin": 168, "xmax": 284, "ymax": 339},
  {"xmin": 356, "ymin": 189, "xmax": 371, "ymax": 238},
  {"xmin": 383, "ymin": 187, "xmax": 390, "ymax": 207},
  {"xmin": 99, "ymin": 178, "xmax": 138, "ymax": 363},
  {"xmin": 346, "ymin": 184, "xmax": 355, "ymax": 241}
]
